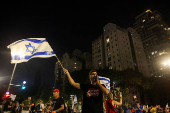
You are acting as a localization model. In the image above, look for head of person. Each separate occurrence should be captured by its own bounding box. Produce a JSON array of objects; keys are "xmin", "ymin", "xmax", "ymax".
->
[
  {"xmin": 15, "ymin": 101, "xmax": 19, "ymax": 106},
  {"xmin": 158, "ymin": 105, "xmax": 160, "ymax": 108},
  {"xmin": 40, "ymin": 100, "xmax": 43, "ymax": 103},
  {"xmin": 136, "ymin": 102, "xmax": 140, "ymax": 106},
  {"xmin": 53, "ymin": 89, "xmax": 60, "ymax": 98},
  {"xmin": 12, "ymin": 101, "xmax": 15, "ymax": 106},
  {"xmin": 28, "ymin": 97, "xmax": 31, "ymax": 101},
  {"xmin": 65, "ymin": 101, "xmax": 68, "ymax": 104},
  {"xmin": 151, "ymin": 105, "xmax": 153, "ymax": 108},
  {"xmin": 79, "ymin": 102, "xmax": 81, "ymax": 105},
  {"xmin": 107, "ymin": 92, "xmax": 113, "ymax": 100},
  {"xmin": 89, "ymin": 69, "xmax": 98, "ymax": 83}
]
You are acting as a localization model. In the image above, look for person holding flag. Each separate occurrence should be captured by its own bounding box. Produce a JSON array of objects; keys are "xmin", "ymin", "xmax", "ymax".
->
[{"xmin": 63, "ymin": 69, "xmax": 109, "ymax": 113}]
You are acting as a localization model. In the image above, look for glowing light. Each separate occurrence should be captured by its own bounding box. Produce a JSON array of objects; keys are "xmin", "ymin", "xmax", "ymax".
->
[
  {"xmin": 143, "ymin": 20, "xmax": 145, "ymax": 22},
  {"xmin": 23, "ymin": 81, "xmax": 26, "ymax": 84},
  {"xmin": 106, "ymin": 38, "xmax": 109, "ymax": 43},
  {"xmin": 163, "ymin": 62, "xmax": 167, "ymax": 65},
  {"xmin": 146, "ymin": 9, "xmax": 152, "ymax": 13}
]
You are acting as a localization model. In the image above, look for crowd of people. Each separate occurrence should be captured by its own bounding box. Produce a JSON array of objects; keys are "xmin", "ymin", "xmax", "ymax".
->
[{"xmin": 0, "ymin": 67, "xmax": 169, "ymax": 113}]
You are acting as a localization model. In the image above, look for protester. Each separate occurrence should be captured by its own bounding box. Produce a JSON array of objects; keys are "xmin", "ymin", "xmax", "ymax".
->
[
  {"xmin": 104, "ymin": 92, "xmax": 122, "ymax": 113},
  {"xmin": 21, "ymin": 97, "xmax": 32, "ymax": 113},
  {"xmin": 76, "ymin": 102, "xmax": 82, "ymax": 113},
  {"xmin": 11, "ymin": 101, "xmax": 19, "ymax": 113},
  {"xmin": 63, "ymin": 68, "xmax": 109, "ymax": 113},
  {"xmin": 3, "ymin": 98, "xmax": 12, "ymax": 113},
  {"xmin": 67, "ymin": 104, "xmax": 72, "ymax": 113},
  {"xmin": 143, "ymin": 105, "xmax": 148, "ymax": 113},
  {"xmin": 156, "ymin": 105, "xmax": 163, "ymax": 113},
  {"xmin": 36, "ymin": 100, "xmax": 44, "ymax": 113},
  {"xmin": 135, "ymin": 102, "xmax": 143, "ymax": 113},
  {"xmin": 150, "ymin": 106, "xmax": 156, "ymax": 113},
  {"xmin": 122, "ymin": 103, "xmax": 131, "ymax": 113},
  {"xmin": 51, "ymin": 89, "xmax": 65, "ymax": 113},
  {"xmin": 73, "ymin": 106, "xmax": 77, "ymax": 113}
]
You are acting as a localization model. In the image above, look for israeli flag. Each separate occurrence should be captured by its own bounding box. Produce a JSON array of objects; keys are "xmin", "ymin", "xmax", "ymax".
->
[
  {"xmin": 7, "ymin": 38, "xmax": 56, "ymax": 63},
  {"xmin": 72, "ymin": 95, "xmax": 77, "ymax": 109},
  {"xmin": 99, "ymin": 76, "xmax": 110, "ymax": 92}
]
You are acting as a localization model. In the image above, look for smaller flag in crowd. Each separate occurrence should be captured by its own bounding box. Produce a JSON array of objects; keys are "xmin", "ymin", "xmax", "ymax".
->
[{"xmin": 72, "ymin": 95, "xmax": 78, "ymax": 109}]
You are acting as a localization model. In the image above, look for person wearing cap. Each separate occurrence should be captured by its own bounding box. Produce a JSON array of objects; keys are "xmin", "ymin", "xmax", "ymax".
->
[
  {"xmin": 63, "ymin": 68, "xmax": 109, "ymax": 113},
  {"xmin": 51, "ymin": 89, "xmax": 65, "ymax": 113}
]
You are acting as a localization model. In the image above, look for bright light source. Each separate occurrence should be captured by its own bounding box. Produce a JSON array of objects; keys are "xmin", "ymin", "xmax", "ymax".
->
[
  {"xmin": 6, "ymin": 92, "xmax": 9, "ymax": 94},
  {"xmin": 74, "ymin": 67, "xmax": 76, "ymax": 68},
  {"xmin": 23, "ymin": 81, "xmax": 26, "ymax": 84},
  {"xmin": 10, "ymin": 84, "xmax": 14, "ymax": 85},
  {"xmin": 163, "ymin": 62, "xmax": 167, "ymax": 65},
  {"xmin": 143, "ymin": 20, "xmax": 145, "ymax": 22},
  {"xmin": 75, "ymin": 63, "xmax": 76, "ymax": 64},
  {"xmin": 22, "ymin": 86, "xmax": 26, "ymax": 89},
  {"xmin": 146, "ymin": 9, "xmax": 152, "ymax": 13},
  {"xmin": 106, "ymin": 38, "xmax": 109, "ymax": 43},
  {"xmin": 15, "ymin": 85, "xmax": 21, "ymax": 87}
]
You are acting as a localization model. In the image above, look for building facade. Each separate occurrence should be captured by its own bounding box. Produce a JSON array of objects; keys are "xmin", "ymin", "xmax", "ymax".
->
[
  {"xmin": 92, "ymin": 23, "xmax": 150, "ymax": 76},
  {"xmin": 133, "ymin": 9, "xmax": 170, "ymax": 77}
]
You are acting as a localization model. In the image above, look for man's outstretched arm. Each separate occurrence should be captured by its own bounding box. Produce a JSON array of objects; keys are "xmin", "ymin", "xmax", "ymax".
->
[{"xmin": 63, "ymin": 68, "xmax": 80, "ymax": 89}]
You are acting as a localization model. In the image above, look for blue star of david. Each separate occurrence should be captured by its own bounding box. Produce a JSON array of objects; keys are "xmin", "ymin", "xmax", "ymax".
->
[{"xmin": 25, "ymin": 43, "xmax": 36, "ymax": 54}]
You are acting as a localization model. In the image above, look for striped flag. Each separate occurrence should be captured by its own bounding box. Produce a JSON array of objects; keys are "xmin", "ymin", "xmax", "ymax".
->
[
  {"xmin": 7, "ymin": 38, "xmax": 56, "ymax": 63},
  {"xmin": 99, "ymin": 76, "xmax": 110, "ymax": 92},
  {"xmin": 72, "ymin": 95, "xmax": 77, "ymax": 109}
]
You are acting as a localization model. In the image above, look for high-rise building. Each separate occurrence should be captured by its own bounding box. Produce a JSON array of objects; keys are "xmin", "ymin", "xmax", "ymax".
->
[
  {"xmin": 92, "ymin": 35, "xmax": 105, "ymax": 69},
  {"xmin": 133, "ymin": 9, "xmax": 170, "ymax": 77},
  {"xmin": 92, "ymin": 23, "xmax": 149, "ymax": 76}
]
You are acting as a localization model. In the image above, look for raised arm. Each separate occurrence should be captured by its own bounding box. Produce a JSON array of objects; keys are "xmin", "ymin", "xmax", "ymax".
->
[
  {"xmin": 63, "ymin": 68, "xmax": 80, "ymax": 89},
  {"xmin": 112, "ymin": 95, "xmax": 122, "ymax": 106}
]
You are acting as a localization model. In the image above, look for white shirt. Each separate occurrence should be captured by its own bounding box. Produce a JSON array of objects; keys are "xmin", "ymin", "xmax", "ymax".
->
[{"xmin": 40, "ymin": 103, "xmax": 44, "ymax": 111}]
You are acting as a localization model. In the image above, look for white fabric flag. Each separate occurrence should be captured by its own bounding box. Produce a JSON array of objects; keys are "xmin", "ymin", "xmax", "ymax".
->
[
  {"xmin": 7, "ymin": 38, "xmax": 56, "ymax": 63},
  {"xmin": 72, "ymin": 95, "xmax": 77, "ymax": 109},
  {"xmin": 99, "ymin": 76, "xmax": 110, "ymax": 92}
]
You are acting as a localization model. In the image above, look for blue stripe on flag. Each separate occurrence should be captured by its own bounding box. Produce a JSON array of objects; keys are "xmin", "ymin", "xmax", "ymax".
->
[
  {"xmin": 11, "ymin": 51, "xmax": 55, "ymax": 60},
  {"xmin": 99, "ymin": 78, "xmax": 110, "ymax": 82},
  {"xmin": 12, "ymin": 39, "xmax": 47, "ymax": 46}
]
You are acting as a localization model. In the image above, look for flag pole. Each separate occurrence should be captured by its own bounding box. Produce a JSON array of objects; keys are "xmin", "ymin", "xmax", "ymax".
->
[
  {"xmin": 55, "ymin": 56, "xmax": 64, "ymax": 69},
  {"xmin": 7, "ymin": 63, "xmax": 17, "ymax": 92}
]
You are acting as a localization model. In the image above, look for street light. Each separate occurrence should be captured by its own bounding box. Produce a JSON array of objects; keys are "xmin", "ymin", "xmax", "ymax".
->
[{"xmin": 23, "ymin": 81, "xmax": 26, "ymax": 84}]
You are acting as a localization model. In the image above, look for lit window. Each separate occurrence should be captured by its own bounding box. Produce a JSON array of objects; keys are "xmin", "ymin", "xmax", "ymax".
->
[
  {"xmin": 168, "ymin": 28, "xmax": 170, "ymax": 30},
  {"xmin": 75, "ymin": 63, "xmax": 76, "ymax": 64},
  {"xmin": 151, "ymin": 16, "xmax": 154, "ymax": 19},
  {"xmin": 142, "ymin": 20, "xmax": 145, "ymax": 22},
  {"xmin": 106, "ymin": 38, "xmax": 109, "ymax": 43},
  {"xmin": 99, "ymin": 62, "xmax": 101, "ymax": 65},
  {"xmin": 74, "ymin": 67, "xmax": 76, "ymax": 68}
]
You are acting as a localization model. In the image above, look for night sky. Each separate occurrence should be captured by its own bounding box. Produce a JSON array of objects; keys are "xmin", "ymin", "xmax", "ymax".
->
[{"xmin": 0, "ymin": 3, "xmax": 170, "ymax": 89}]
